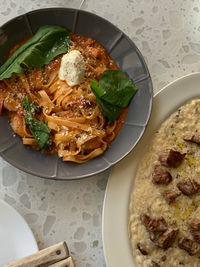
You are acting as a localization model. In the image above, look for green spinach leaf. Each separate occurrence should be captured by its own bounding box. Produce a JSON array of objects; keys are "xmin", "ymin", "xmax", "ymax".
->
[
  {"xmin": 23, "ymin": 96, "xmax": 50, "ymax": 149},
  {"xmin": 90, "ymin": 70, "xmax": 138, "ymax": 122},
  {"xmin": 0, "ymin": 25, "xmax": 71, "ymax": 80}
]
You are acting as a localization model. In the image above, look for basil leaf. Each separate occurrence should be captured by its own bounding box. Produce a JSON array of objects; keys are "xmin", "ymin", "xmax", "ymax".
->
[
  {"xmin": 22, "ymin": 95, "xmax": 31, "ymax": 114},
  {"xmin": 90, "ymin": 80, "xmax": 123, "ymax": 121},
  {"xmin": 0, "ymin": 25, "xmax": 71, "ymax": 80},
  {"xmin": 90, "ymin": 70, "xmax": 138, "ymax": 122},
  {"xmin": 23, "ymin": 95, "xmax": 40, "ymax": 114},
  {"xmin": 90, "ymin": 80, "xmax": 105, "ymax": 98},
  {"xmin": 23, "ymin": 96, "xmax": 50, "ymax": 149},
  {"xmin": 30, "ymin": 102, "xmax": 40, "ymax": 113},
  {"xmin": 24, "ymin": 117, "xmax": 50, "ymax": 149},
  {"xmin": 96, "ymin": 97, "xmax": 123, "ymax": 122},
  {"xmin": 98, "ymin": 69, "xmax": 137, "ymax": 108}
]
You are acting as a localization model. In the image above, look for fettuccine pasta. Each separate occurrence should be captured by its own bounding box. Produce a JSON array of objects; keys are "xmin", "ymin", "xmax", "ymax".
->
[{"xmin": 0, "ymin": 33, "xmax": 128, "ymax": 163}]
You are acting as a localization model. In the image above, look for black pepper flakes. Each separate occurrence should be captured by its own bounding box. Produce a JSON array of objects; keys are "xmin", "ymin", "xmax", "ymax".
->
[
  {"xmin": 136, "ymin": 243, "xmax": 148, "ymax": 255},
  {"xmin": 151, "ymin": 260, "xmax": 160, "ymax": 267},
  {"xmin": 161, "ymin": 255, "xmax": 166, "ymax": 261}
]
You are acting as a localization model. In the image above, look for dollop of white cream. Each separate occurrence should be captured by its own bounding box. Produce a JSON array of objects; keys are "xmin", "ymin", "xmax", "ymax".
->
[{"xmin": 59, "ymin": 50, "xmax": 85, "ymax": 86}]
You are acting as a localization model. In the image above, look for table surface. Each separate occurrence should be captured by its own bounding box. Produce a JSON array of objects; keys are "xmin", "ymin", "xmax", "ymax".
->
[{"xmin": 1, "ymin": 0, "xmax": 200, "ymax": 266}]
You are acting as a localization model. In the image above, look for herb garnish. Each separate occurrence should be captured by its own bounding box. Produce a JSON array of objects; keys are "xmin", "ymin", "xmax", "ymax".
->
[
  {"xmin": 23, "ymin": 96, "xmax": 50, "ymax": 149},
  {"xmin": 0, "ymin": 25, "xmax": 71, "ymax": 80},
  {"xmin": 90, "ymin": 69, "xmax": 138, "ymax": 122}
]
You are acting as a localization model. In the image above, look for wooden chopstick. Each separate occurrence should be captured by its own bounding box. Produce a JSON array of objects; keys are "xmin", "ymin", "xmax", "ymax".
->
[{"xmin": 3, "ymin": 242, "xmax": 70, "ymax": 267}]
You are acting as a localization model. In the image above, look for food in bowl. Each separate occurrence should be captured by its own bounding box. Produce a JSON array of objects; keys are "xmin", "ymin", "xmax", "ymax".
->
[
  {"xmin": 129, "ymin": 99, "xmax": 200, "ymax": 266},
  {"xmin": 0, "ymin": 25, "xmax": 137, "ymax": 163}
]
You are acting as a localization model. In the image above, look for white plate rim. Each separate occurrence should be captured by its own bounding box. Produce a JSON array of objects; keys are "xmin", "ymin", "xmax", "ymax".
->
[
  {"xmin": 0, "ymin": 199, "xmax": 38, "ymax": 265},
  {"xmin": 102, "ymin": 72, "xmax": 200, "ymax": 267}
]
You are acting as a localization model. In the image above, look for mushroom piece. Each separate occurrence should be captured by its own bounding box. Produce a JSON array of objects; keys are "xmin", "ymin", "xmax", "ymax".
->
[
  {"xmin": 158, "ymin": 149, "xmax": 185, "ymax": 168},
  {"xmin": 155, "ymin": 226, "xmax": 179, "ymax": 250},
  {"xmin": 152, "ymin": 165, "xmax": 172, "ymax": 185},
  {"xmin": 177, "ymin": 178, "xmax": 200, "ymax": 196},
  {"xmin": 140, "ymin": 214, "xmax": 179, "ymax": 250},
  {"xmin": 178, "ymin": 237, "xmax": 200, "ymax": 256},
  {"xmin": 190, "ymin": 219, "xmax": 200, "ymax": 231},
  {"xmin": 162, "ymin": 190, "xmax": 181, "ymax": 204},
  {"xmin": 189, "ymin": 219, "xmax": 200, "ymax": 243},
  {"xmin": 184, "ymin": 133, "xmax": 200, "ymax": 145},
  {"xmin": 140, "ymin": 214, "xmax": 168, "ymax": 232}
]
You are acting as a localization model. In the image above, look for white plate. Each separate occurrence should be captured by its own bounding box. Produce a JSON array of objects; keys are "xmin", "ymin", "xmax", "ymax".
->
[
  {"xmin": 102, "ymin": 72, "xmax": 200, "ymax": 267},
  {"xmin": 0, "ymin": 199, "xmax": 38, "ymax": 266}
]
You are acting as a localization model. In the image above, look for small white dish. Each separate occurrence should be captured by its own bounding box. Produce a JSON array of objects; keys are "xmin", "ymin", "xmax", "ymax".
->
[
  {"xmin": 0, "ymin": 199, "xmax": 38, "ymax": 266},
  {"xmin": 102, "ymin": 72, "xmax": 200, "ymax": 267}
]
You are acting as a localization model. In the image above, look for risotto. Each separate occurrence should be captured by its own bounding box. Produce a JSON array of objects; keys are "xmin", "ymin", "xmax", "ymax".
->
[{"xmin": 129, "ymin": 99, "xmax": 200, "ymax": 267}]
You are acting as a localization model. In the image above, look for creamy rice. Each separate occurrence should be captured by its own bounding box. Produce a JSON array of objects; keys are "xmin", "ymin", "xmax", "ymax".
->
[{"xmin": 129, "ymin": 99, "xmax": 200, "ymax": 267}]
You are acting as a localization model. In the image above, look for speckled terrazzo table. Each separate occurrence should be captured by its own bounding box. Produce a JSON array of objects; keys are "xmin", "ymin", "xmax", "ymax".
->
[{"xmin": 1, "ymin": 0, "xmax": 200, "ymax": 266}]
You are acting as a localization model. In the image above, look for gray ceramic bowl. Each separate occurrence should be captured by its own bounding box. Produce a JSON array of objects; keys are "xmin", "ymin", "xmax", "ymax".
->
[{"xmin": 0, "ymin": 8, "xmax": 152, "ymax": 180}]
